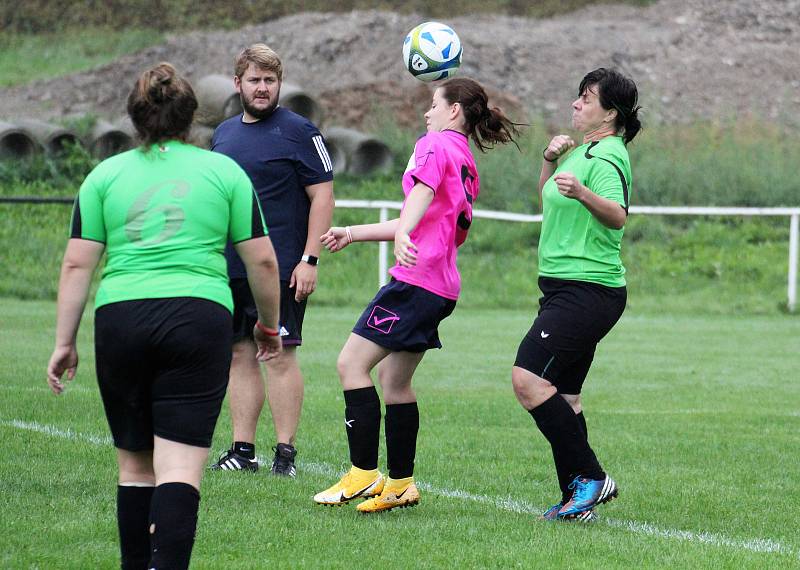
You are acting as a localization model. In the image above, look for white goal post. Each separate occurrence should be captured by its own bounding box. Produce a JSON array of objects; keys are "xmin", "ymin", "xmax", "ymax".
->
[{"xmin": 335, "ymin": 200, "xmax": 800, "ymax": 313}]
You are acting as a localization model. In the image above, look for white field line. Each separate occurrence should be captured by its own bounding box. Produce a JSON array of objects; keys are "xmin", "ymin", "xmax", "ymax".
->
[{"xmin": 2, "ymin": 419, "xmax": 797, "ymax": 559}]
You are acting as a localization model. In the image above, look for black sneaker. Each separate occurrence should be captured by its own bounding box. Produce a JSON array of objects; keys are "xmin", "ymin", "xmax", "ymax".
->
[
  {"xmin": 209, "ymin": 448, "xmax": 259, "ymax": 472},
  {"xmin": 270, "ymin": 443, "xmax": 297, "ymax": 477}
]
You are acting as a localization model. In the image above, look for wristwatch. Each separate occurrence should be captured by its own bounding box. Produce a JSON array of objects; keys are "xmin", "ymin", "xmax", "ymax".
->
[{"xmin": 301, "ymin": 254, "xmax": 319, "ymax": 266}]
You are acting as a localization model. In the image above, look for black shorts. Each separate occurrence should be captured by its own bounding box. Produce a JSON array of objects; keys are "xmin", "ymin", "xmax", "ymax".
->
[
  {"xmin": 230, "ymin": 278, "xmax": 306, "ymax": 346},
  {"xmin": 94, "ymin": 297, "xmax": 233, "ymax": 451},
  {"xmin": 514, "ymin": 277, "xmax": 626, "ymax": 394},
  {"xmin": 352, "ymin": 279, "xmax": 456, "ymax": 352}
]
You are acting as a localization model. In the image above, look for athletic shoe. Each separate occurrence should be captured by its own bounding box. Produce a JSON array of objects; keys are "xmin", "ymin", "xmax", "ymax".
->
[
  {"xmin": 558, "ymin": 475, "xmax": 617, "ymax": 518},
  {"xmin": 208, "ymin": 448, "xmax": 258, "ymax": 472},
  {"xmin": 313, "ymin": 467, "xmax": 384, "ymax": 505},
  {"xmin": 356, "ymin": 480, "xmax": 420, "ymax": 513},
  {"xmin": 540, "ymin": 502, "xmax": 564, "ymax": 521},
  {"xmin": 541, "ymin": 501, "xmax": 597, "ymax": 522},
  {"xmin": 270, "ymin": 443, "xmax": 297, "ymax": 477}
]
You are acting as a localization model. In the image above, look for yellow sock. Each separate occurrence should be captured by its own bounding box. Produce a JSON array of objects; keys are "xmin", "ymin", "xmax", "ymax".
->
[
  {"xmin": 349, "ymin": 465, "xmax": 378, "ymax": 480},
  {"xmin": 386, "ymin": 476, "xmax": 413, "ymax": 490}
]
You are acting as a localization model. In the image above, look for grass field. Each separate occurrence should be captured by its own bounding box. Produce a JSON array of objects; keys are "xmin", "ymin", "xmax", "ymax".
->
[{"xmin": 1, "ymin": 298, "xmax": 798, "ymax": 568}]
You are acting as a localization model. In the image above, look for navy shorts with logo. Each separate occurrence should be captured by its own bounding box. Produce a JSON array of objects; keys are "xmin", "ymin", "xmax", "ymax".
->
[
  {"xmin": 514, "ymin": 277, "xmax": 626, "ymax": 394},
  {"xmin": 352, "ymin": 279, "xmax": 457, "ymax": 353},
  {"xmin": 94, "ymin": 297, "xmax": 233, "ymax": 451},
  {"xmin": 230, "ymin": 278, "xmax": 306, "ymax": 346}
]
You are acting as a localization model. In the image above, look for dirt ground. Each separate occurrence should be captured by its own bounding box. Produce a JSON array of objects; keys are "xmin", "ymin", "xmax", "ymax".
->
[{"xmin": 1, "ymin": 0, "xmax": 798, "ymax": 130}]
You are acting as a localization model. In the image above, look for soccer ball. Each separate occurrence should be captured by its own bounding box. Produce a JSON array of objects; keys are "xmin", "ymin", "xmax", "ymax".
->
[{"xmin": 402, "ymin": 22, "xmax": 462, "ymax": 82}]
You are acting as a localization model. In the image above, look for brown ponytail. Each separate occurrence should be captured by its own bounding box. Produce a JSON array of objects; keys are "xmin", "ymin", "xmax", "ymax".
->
[
  {"xmin": 126, "ymin": 62, "xmax": 197, "ymax": 148},
  {"xmin": 438, "ymin": 77, "xmax": 521, "ymax": 153}
]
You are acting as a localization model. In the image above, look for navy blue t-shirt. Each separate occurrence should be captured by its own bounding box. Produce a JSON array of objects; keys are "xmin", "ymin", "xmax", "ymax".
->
[{"xmin": 212, "ymin": 106, "xmax": 334, "ymax": 280}]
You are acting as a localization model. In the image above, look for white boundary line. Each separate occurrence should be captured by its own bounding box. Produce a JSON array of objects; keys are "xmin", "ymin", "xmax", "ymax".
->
[{"xmin": 2, "ymin": 419, "xmax": 796, "ymax": 559}]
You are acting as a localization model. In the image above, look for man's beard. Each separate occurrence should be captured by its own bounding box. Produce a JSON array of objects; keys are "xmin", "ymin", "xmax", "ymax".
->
[{"xmin": 241, "ymin": 93, "xmax": 279, "ymax": 120}]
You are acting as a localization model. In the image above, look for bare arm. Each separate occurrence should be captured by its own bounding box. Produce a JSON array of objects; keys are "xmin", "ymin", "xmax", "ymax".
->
[
  {"xmin": 552, "ymin": 173, "xmax": 627, "ymax": 229},
  {"xmin": 539, "ymin": 135, "xmax": 576, "ymax": 210},
  {"xmin": 47, "ymin": 239, "xmax": 105, "ymax": 394},
  {"xmin": 394, "ymin": 182, "xmax": 435, "ymax": 268},
  {"xmin": 291, "ymin": 180, "xmax": 335, "ymax": 301},
  {"xmin": 320, "ymin": 219, "xmax": 400, "ymax": 252},
  {"xmin": 235, "ymin": 236, "xmax": 282, "ymax": 361}
]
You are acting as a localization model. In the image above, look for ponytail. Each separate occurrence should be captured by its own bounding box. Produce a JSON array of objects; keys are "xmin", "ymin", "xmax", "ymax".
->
[{"xmin": 439, "ymin": 77, "xmax": 522, "ymax": 153}]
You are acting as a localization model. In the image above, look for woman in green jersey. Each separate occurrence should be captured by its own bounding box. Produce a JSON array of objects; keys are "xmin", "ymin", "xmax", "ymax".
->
[
  {"xmin": 46, "ymin": 63, "xmax": 282, "ymax": 569},
  {"xmin": 511, "ymin": 68, "xmax": 642, "ymax": 522}
]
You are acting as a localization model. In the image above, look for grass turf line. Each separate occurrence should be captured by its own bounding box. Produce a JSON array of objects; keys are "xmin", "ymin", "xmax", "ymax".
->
[{"xmin": 1, "ymin": 299, "xmax": 798, "ymax": 568}]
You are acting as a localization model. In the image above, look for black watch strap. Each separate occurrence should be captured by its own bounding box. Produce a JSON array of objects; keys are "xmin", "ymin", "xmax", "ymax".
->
[{"xmin": 301, "ymin": 254, "xmax": 318, "ymax": 266}]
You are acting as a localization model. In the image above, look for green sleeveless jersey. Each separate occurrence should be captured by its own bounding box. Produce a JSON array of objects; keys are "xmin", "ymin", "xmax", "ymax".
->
[
  {"xmin": 69, "ymin": 140, "xmax": 267, "ymax": 312},
  {"xmin": 539, "ymin": 136, "xmax": 631, "ymax": 287}
]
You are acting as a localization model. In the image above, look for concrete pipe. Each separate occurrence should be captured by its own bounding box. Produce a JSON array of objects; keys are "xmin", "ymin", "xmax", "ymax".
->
[
  {"xmin": 89, "ymin": 119, "xmax": 134, "ymax": 159},
  {"xmin": 320, "ymin": 136, "xmax": 347, "ymax": 174},
  {"xmin": 324, "ymin": 127, "xmax": 393, "ymax": 176},
  {"xmin": 16, "ymin": 119, "xmax": 82, "ymax": 155},
  {"xmin": 0, "ymin": 121, "xmax": 40, "ymax": 160},
  {"xmin": 188, "ymin": 123, "xmax": 215, "ymax": 149},
  {"xmin": 280, "ymin": 83, "xmax": 323, "ymax": 125},
  {"xmin": 195, "ymin": 75, "xmax": 242, "ymax": 127}
]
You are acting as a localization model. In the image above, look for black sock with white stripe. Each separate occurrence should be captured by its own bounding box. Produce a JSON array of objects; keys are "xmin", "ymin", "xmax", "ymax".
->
[
  {"xmin": 233, "ymin": 441, "xmax": 255, "ymax": 459},
  {"xmin": 148, "ymin": 482, "xmax": 200, "ymax": 570},
  {"xmin": 117, "ymin": 485, "xmax": 154, "ymax": 570},
  {"xmin": 344, "ymin": 387, "xmax": 381, "ymax": 470}
]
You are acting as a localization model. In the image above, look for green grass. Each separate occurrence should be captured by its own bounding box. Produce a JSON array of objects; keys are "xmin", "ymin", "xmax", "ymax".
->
[
  {"xmin": 0, "ymin": 28, "xmax": 163, "ymax": 87},
  {"xmin": 1, "ymin": 299, "xmax": 798, "ymax": 568}
]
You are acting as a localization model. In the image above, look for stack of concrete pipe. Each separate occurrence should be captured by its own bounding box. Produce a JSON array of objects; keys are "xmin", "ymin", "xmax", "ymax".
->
[
  {"xmin": 0, "ymin": 121, "xmax": 39, "ymax": 160},
  {"xmin": 1, "ymin": 75, "xmax": 393, "ymax": 175}
]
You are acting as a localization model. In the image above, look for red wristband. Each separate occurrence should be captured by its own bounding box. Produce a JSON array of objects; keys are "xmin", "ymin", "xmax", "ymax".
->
[{"xmin": 255, "ymin": 321, "xmax": 279, "ymax": 336}]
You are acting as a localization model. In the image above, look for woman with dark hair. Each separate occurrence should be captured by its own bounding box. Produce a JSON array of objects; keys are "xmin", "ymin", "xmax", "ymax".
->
[
  {"xmin": 46, "ymin": 62, "xmax": 282, "ymax": 569},
  {"xmin": 313, "ymin": 77, "xmax": 520, "ymax": 513},
  {"xmin": 511, "ymin": 67, "xmax": 641, "ymax": 522}
]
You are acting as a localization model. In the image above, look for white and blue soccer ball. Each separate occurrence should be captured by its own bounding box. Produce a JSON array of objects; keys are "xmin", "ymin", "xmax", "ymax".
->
[{"xmin": 402, "ymin": 22, "xmax": 462, "ymax": 82}]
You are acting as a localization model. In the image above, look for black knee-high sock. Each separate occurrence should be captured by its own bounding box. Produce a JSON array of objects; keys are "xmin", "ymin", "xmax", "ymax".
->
[
  {"xmin": 385, "ymin": 402, "xmax": 419, "ymax": 479},
  {"xmin": 117, "ymin": 485, "xmax": 154, "ymax": 570},
  {"xmin": 148, "ymin": 482, "xmax": 200, "ymax": 570},
  {"xmin": 344, "ymin": 387, "xmax": 381, "ymax": 470},
  {"xmin": 529, "ymin": 395, "xmax": 604, "ymax": 486},
  {"xmin": 552, "ymin": 409, "xmax": 591, "ymax": 502}
]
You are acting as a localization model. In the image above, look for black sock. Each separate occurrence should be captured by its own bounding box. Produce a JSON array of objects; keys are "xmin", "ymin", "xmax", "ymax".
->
[
  {"xmin": 117, "ymin": 485, "xmax": 154, "ymax": 570},
  {"xmin": 344, "ymin": 387, "xmax": 381, "ymax": 470},
  {"xmin": 576, "ymin": 411, "xmax": 588, "ymax": 441},
  {"xmin": 385, "ymin": 402, "xmax": 420, "ymax": 479},
  {"xmin": 148, "ymin": 482, "xmax": 200, "ymax": 570},
  {"xmin": 529, "ymin": 395, "xmax": 604, "ymax": 485},
  {"xmin": 553, "ymin": 410, "xmax": 590, "ymax": 502},
  {"xmin": 233, "ymin": 441, "xmax": 255, "ymax": 459}
]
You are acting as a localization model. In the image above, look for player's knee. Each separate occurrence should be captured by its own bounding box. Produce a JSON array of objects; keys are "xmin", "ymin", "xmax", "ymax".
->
[
  {"xmin": 336, "ymin": 351, "xmax": 361, "ymax": 383},
  {"xmin": 511, "ymin": 367, "xmax": 555, "ymax": 407}
]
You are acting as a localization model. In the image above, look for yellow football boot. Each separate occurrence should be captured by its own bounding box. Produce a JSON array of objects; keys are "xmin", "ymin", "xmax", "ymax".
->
[
  {"xmin": 313, "ymin": 466, "xmax": 384, "ymax": 505},
  {"xmin": 356, "ymin": 477, "xmax": 420, "ymax": 513}
]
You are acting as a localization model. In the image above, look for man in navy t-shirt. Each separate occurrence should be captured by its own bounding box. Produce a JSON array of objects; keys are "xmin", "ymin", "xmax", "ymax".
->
[{"xmin": 210, "ymin": 44, "xmax": 335, "ymax": 477}]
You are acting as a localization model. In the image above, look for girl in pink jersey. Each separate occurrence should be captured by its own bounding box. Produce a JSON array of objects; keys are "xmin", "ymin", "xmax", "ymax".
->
[{"xmin": 314, "ymin": 78, "xmax": 519, "ymax": 513}]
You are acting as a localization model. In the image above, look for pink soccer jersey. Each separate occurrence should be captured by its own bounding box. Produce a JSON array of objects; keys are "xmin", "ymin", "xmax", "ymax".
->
[{"xmin": 389, "ymin": 130, "xmax": 479, "ymax": 300}]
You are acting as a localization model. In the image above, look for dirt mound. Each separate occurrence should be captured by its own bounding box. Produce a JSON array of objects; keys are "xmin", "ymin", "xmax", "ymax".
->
[{"xmin": 1, "ymin": 0, "xmax": 798, "ymax": 130}]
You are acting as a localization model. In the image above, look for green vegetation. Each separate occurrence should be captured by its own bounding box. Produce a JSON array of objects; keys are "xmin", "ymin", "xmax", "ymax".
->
[
  {"xmin": 1, "ymin": 120, "xmax": 798, "ymax": 314},
  {"xmin": 0, "ymin": 28, "xmax": 163, "ymax": 87},
  {"xmin": 1, "ymin": 300, "xmax": 798, "ymax": 568},
  {"xmin": 3, "ymin": 1, "xmax": 654, "ymax": 33}
]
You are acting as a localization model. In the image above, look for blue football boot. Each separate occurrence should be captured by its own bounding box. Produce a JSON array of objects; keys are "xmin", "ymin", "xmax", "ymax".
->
[{"xmin": 557, "ymin": 475, "xmax": 617, "ymax": 519}]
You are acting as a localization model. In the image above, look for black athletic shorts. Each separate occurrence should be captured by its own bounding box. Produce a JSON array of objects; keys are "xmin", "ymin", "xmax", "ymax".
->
[
  {"xmin": 94, "ymin": 297, "xmax": 233, "ymax": 451},
  {"xmin": 514, "ymin": 277, "xmax": 626, "ymax": 394},
  {"xmin": 230, "ymin": 278, "xmax": 306, "ymax": 346},
  {"xmin": 352, "ymin": 279, "xmax": 456, "ymax": 352}
]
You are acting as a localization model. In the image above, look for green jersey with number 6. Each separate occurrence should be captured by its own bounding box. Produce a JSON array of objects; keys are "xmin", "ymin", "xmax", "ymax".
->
[{"xmin": 69, "ymin": 140, "xmax": 267, "ymax": 312}]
